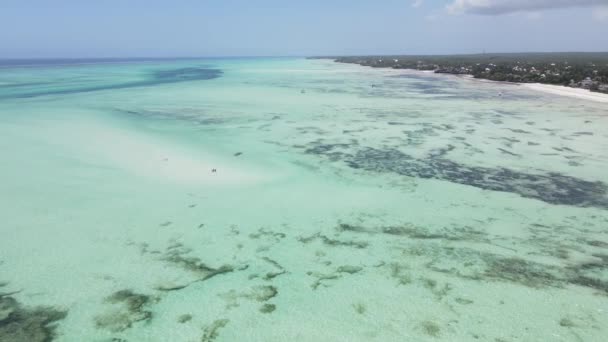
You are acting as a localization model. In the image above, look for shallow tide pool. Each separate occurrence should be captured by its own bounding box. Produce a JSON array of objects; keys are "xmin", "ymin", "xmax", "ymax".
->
[{"xmin": 1, "ymin": 57, "xmax": 607, "ymax": 341}]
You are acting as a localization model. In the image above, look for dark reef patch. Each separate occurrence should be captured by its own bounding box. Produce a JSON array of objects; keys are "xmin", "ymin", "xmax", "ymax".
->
[
  {"xmin": 177, "ymin": 314, "xmax": 192, "ymax": 323},
  {"xmin": 298, "ymin": 232, "xmax": 368, "ymax": 249},
  {"xmin": 0, "ymin": 296, "xmax": 67, "ymax": 342},
  {"xmin": 259, "ymin": 303, "xmax": 276, "ymax": 314},
  {"xmin": 246, "ymin": 286, "xmax": 278, "ymax": 302},
  {"xmin": 337, "ymin": 266, "xmax": 363, "ymax": 274},
  {"xmin": 419, "ymin": 321, "xmax": 441, "ymax": 337},
  {"xmin": 152, "ymin": 67, "xmax": 223, "ymax": 83},
  {"xmin": 302, "ymin": 144, "xmax": 608, "ymax": 209},
  {"xmin": 338, "ymin": 223, "xmax": 487, "ymax": 242},
  {"xmin": 497, "ymin": 148, "xmax": 520, "ymax": 157},
  {"xmin": 117, "ymin": 108, "xmax": 229, "ymax": 125},
  {"xmin": 483, "ymin": 257, "xmax": 560, "ymax": 288},
  {"xmin": 219, "ymin": 286, "xmax": 278, "ymax": 312},
  {"xmin": 308, "ymin": 265, "xmax": 365, "ymax": 290},
  {"xmin": 141, "ymin": 243, "xmax": 237, "ymax": 292},
  {"xmin": 388, "ymin": 263, "xmax": 412, "ymax": 286},
  {"xmin": 260, "ymin": 257, "xmax": 287, "ymax": 281},
  {"xmin": 201, "ymin": 319, "xmax": 229, "ymax": 342},
  {"xmin": 249, "ymin": 228, "xmax": 286, "ymax": 242},
  {"xmin": 353, "ymin": 303, "xmax": 366, "ymax": 314},
  {"xmin": 416, "ymin": 245, "xmax": 608, "ymax": 294},
  {"xmin": 163, "ymin": 246, "xmax": 234, "ymax": 282},
  {"xmin": 0, "ymin": 67, "xmax": 223, "ymax": 99},
  {"xmin": 94, "ymin": 290, "xmax": 154, "ymax": 332}
]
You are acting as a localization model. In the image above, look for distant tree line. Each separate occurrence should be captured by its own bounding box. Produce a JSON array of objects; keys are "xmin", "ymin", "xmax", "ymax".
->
[{"xmin": 312, "ymin": 53, "xmax": 608, "ymax": 94}]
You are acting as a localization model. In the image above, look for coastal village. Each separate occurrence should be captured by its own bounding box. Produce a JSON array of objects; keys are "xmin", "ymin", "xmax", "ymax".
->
[{"xmin": 327, "ymin": 53, "xmax": 608, "ymax": 93}]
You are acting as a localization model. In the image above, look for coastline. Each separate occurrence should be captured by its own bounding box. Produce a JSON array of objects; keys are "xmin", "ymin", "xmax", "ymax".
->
[
  {"xmin": 325, "ymin": 58, "xmax": 608, "ymax": 104},
  {"xmin": 520, "ymin": 82, "xmax": 608, "ymax": 103}
]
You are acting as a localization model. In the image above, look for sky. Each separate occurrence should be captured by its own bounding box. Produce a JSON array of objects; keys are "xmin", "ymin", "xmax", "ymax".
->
[{"xmin": 0, "ymin": 0, "xmax": 606, "ymax": 58}]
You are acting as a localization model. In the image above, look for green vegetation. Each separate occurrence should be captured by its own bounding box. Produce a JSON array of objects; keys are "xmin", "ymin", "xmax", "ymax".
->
[{"xmin": 312, "ymin": 52, "xmax": 608, "ymax": 93}]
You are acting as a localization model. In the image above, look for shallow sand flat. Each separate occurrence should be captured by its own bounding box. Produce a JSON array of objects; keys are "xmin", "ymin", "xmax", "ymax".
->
[{"xmin": 0, "ymin": 58, "xmax": 607, "ymax": 342}]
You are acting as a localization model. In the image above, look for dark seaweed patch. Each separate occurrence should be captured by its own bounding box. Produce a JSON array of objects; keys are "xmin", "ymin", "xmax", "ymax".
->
[
  {"xmin": 152, "ymin": 67, "xmax": 222, "ymax": 82},
  {"xmin": 429, "ymin": 145, "xmax": 456, "ymax": 158},
  {"xmin": 455, "ymin": 297, "xmax": 474, "ymax": 305},
  {"xmin": 409, "ymin": 82, "xmax": 451, "ymax": 95},
  {"xmin": 428, "ymin": 246, "xmax": 608, "ymax": 294},
  {"xmin": 261, "ymin": 257, "xmax": 287, "ymax": 281},
  {"xmin": 308, "ymin": 265, "xmax": 365, "ymax": 290},
  {"xmin": 163, "ymin": 247, "xmax": 234, "ymax": 281},
  {"xmin": 94, "ymin": 290, "xmax": 153, "ymax": 332},
  {"xmin": 419, "ymin": 321, "xmax": 441, "ymax": 337},
  {"xmin": 201, "ymin": 319, "xmax": 229, "ymax": 342},
  {"xmin": 421, "ymin": 278, "xmax": 453, "ymax": 300},
  {"xmin": 389, "ymin": 263, "xmax": 412, "ymax": 285},
  {"xmin": 0, "ymin": 296, "xmax": 67, "ymax": 342},
  {"xmin": 484, "ymin": 258, "xmax": 559, "ymax": 288},
  {"xmin": 0, "ymin": 67, "xmax": 223, "ymax": 99},
  {"xmin": 247, "ymin": 286, "xmax": 278, "ymax": 302},
  {"xmin": 308, "ymin": 272, "xmax": 340, "ymax": 290},
  {"xmin": 298, "ymin": 233, "xmax": 368, "ymax": 249},
  {"xmin": 559, "ymin": 318, "xmax": 576, "ymax": 327},
  {"xmin": 219, "ymin": 286, "xmax": 278, "ymax": 311},
  {"xmin": 497, "ymin": 148, "xmax": 520, "ymax": 157},
  {"xmin": 507, "ymin": 128, "xmax": 531, "ymax": 134},
  {"xmin": 337, "ymin": 266, "xmax": 363, "ymax": 274},
  {"xmin": 259, "ymin": 304, "xmax": 276, "ymax": 313},
  {"xmin": 117, "ymin": 108, "xmax": 230, "ymax": 125},
  {"xmin": 304, "ymin": 144, "xmax": 608, "ymax": 209},
  {"xmin": 249, "ymin": 228, "xmax": 286, "ymax": 241},
  {"xmin": 221, "ymin": 285, "xmax": 277, "ymax": 303},
  {"xmin": 153, "ymin": 245, "xmax": 235, "ymax": 291},
  {"xmin": 353, "ymin": 303, "xmax": 366, "ymax": 314},
  {"xmin": 178, "ymin": 314, "xmax": 192, "ymax": 323},
  {"xmin": 338, "ymin": 222, "xmax": 487, "ymax": 242},
  {"xmin": 587, "ymin": 240, "xmax": 608, "ymax": 248}
]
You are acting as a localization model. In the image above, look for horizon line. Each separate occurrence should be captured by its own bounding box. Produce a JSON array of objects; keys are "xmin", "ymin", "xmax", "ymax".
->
[{"xmin": 2, "ymin": 51, "xmax": 608, "ymax": 61}]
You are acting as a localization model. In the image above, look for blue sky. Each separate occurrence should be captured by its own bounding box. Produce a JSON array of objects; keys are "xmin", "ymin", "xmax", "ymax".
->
[{"xmin": 0, "ymin": 0, "xmax": 606, "ymax": 58}]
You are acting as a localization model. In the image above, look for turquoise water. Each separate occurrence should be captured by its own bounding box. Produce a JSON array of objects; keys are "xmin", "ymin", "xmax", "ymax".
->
[{"xmin": 1, "ymin": 57, "xmax": 607, "ymax": 341}]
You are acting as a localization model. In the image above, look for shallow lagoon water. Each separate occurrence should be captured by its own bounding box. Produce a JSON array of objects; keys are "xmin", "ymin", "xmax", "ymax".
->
[{"xmin": 1, "ymin": 58, "xmax": 607, "ymax": 341}]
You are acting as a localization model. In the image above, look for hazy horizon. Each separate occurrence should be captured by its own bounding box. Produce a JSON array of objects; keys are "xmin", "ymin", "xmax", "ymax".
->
[{"xmin": 2, "ymin": 51, "xmax": 608, "ymax": 61}]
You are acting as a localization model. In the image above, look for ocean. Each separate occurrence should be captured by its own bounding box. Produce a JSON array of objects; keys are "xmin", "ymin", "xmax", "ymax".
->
[{"xmin": 0, "ymin": 57, "xmax": 607, "ymax": 341}]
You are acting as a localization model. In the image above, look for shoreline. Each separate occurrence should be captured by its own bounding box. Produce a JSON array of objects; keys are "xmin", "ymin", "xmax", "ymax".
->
[
  {"xmin": 328, "ymin": 59, "xmax": 608, "ymax": 104},
  {"xmin": 520, "ymin": 82, "xmax": 608, "ymax": 103}
]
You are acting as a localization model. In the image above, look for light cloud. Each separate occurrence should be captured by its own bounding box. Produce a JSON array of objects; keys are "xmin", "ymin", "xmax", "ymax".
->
[
  {"xmin": 447, "ymin": 0, "xmax": 608, "ymax": 15},
  {"xmin": 592, "ymin": 6, "xmax": 608, "ymax": 19},
  {"xmin": 525, "ymin": 12, "xmax": 543, "ymax": 20},
  {"xmin": 412, "ymin": 0, "xmax": 424, "ymax": 8}
]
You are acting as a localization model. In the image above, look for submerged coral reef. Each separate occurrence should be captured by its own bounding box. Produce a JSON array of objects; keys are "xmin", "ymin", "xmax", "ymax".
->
[
  {"xmin": 303, "ymin": 144, "xmax": 608, "ymax": 209},
  {"xmin": 94, "ymin": 290, "xmax": 154, "ymax": 332},
  {"xmin": 0, "ymin": 295, "xmax": 67, "ymax": 342}
]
